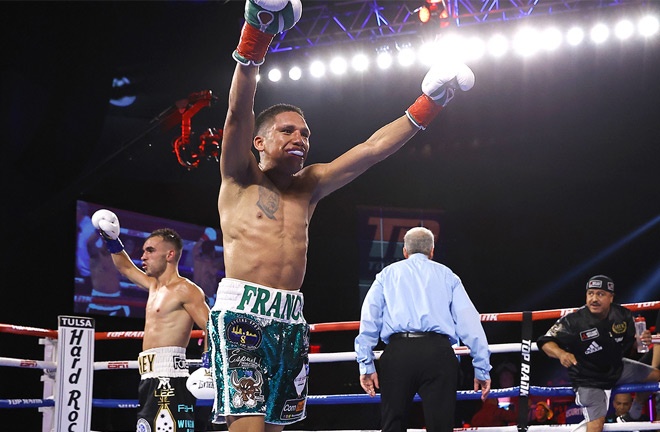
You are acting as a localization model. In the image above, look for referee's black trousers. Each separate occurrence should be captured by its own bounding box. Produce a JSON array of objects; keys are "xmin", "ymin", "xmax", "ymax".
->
[{"xmin": 379, "ymin": 333, "xmax": 459, "ymax": 432}]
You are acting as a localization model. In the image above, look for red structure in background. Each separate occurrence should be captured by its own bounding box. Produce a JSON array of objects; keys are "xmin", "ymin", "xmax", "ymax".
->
[{"xmin": 172, "ymin": 90, "xmax": 222, "ymax": 169}]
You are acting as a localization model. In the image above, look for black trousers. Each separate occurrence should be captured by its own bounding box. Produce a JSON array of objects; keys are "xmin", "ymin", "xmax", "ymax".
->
[{"xmin": 379, "ymin": 333, "xmax": 458, "ymax": 432}]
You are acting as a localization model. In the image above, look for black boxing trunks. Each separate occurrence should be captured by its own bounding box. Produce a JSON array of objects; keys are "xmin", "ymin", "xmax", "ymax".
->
[{"xmin": 136, "ymin": 346, "xmax": 196, "ymax": 432}]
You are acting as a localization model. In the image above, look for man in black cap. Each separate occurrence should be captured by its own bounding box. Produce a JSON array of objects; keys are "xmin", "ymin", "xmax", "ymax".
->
[{"xmin": 537, "ymin": 275, "xmax": 660, "ymax": 432}]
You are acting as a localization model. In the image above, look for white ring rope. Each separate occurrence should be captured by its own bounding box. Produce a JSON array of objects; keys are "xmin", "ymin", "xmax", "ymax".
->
[{"xmin": 0, "ymin": 342, "xmax": 539, "ymax": 371}]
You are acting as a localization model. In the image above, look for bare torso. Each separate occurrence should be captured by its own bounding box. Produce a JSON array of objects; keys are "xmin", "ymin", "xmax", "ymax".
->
[
  {"xmin": 218, "ymin": 66, "xmax": 418, "ymax": 295},
  {"xmin": 193, "ymin": 255, "xmax": 222, "ymax": 298},
  {"xmin": 218, "ymin": 176, "xmax": 315, "ymax": 291},
  {"xmin": 88, "ymin": 234, "xmax": 121, "ymax": 294},
  {"xmin": 89, "ymin": 250, "xmax": 121, "ymax": 294},
  {"xmin": 142, "ymin": 279, "xmax": 196, "ymax": 350}
]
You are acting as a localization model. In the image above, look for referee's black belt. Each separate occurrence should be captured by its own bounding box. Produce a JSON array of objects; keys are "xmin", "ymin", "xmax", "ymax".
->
[{"xmin": 390, "ymin": 332, "xmax": 448, "ymax": 340}]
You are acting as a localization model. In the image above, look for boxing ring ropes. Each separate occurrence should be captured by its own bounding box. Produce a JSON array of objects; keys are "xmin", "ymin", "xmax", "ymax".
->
[{"xmin": 2, "ymin": 302, "xmax": 660, "ymax": 432}]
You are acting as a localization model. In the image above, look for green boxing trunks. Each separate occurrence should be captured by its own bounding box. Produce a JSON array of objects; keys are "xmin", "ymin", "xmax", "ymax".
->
[{"xmin": 208, "ymin": 278, "xmax": 310, "ymax": 425}]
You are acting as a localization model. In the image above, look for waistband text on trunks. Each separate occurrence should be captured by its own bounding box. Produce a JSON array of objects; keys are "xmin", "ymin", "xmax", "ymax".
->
[
  {"xmin": 138, "ymin": 347, "xmax": 189, "ymax": 379},
  {"xmin": 236, "ymin": 284, "xmax": 303, "ymax": 321}
]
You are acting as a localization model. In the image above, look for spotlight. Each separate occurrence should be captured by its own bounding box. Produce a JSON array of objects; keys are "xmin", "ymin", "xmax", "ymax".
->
[
  {"xmin": 487, "ymin": 34, "xmax": 509, "ymax": 58},
  {"xmin": 289, "ymin": 66, "xmax": 302, "ymax": 81},
  {"xmin": 639, "ymin": 15, "xmax": 659, "ymax": 37},
  {"xmin": 268, "ymin": 68, "xmax": 282, "ymax": 82},
  {"xmin": 541, "ymin": 27, "xmax": 563, "ymax": 51},
  {"xmin": 590, "ymin": 23, "xmax": 609, "ymax": 44},
  {"xmin": 417, "ymin": 0, "xmax": 447, "ymax": 26},
  {"xmin": 615, "ymin": 19, "xmax": 634, "ymax": 40},
  {"xmin": 310, "ymin": 60, "xmax": 325, "ymax": 78},
  {"xmin": 464, "ymin": 36, "xmax": 486, "ymax": 61},
  {"xmin": 418, "ymin": 6, "xmax": 431, "ymax": 24},
  {"xmin": 376, "ymin": 51, "xmax": 393, "ymax": 69},
  {"xmin": 397, "ymin": 44, "xmax": 416, "ymax": 66},
  {"xmin": 566, "ymin": 26, "xmax": 585, "ymax": 46},
  {"xmin": 513, "ymin": 28, "xmax": 540, "ymax": 57},
  {"xmin": 330, "ymin": 56, "xmax": 348, "ymax": 75},
  {"xmin": 418, "ymin": 41, "xmax": 440, "ymax": 66},
  {"xmin": 351, "ymin": 53, "xmax": 369, "ymax": 72}
]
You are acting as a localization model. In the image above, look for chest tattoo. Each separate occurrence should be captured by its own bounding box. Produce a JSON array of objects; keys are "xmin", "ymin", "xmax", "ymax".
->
[{"xmin": 257, "ymin": 185, "xmax": 280, "ymax": 220}]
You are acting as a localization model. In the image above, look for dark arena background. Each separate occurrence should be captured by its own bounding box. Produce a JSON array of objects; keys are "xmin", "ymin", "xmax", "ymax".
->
[{"xmin": 2, "ymin": 1, "xmax": 660, "ymax": 431}]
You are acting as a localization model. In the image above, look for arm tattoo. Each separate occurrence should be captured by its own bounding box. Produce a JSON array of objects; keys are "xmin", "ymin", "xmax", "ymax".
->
[{"xmin": 257, "ymin": 185, "xmax": 279, "ymax": 219}]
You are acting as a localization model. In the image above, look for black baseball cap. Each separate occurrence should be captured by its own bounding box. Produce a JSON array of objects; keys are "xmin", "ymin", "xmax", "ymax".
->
[{"xmin": 586, "ymin": 275, "xmax": 614, "ymax": 293}]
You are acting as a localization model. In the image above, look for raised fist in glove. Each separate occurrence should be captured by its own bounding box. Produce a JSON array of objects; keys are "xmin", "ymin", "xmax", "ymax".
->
[
  {"xmin": 233, "ymin": 0, "xmax": 302, "ymax": 66},
  {"xmin": 406, "ymin": 61, "xmax": 475, "ymax": 130},
  {"xmin": 91, "ymin": 209, "xmax": 124, "ymax": 254},
  {"xmin": 201, "ymin": 227, "xmax": 217, "ymax": 242}
]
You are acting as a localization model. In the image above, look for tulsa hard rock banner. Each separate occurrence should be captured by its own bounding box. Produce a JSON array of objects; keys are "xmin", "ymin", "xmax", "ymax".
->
[{"xmin": 55, "ymin": 315, "xmax": 95, "ymax": 432}]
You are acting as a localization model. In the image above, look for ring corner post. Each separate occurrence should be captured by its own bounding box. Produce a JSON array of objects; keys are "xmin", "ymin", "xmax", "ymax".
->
[
  {"xmin": 38, "ymin": 335, "xmax": 57, "ymax": 432},
  {"xmin": 53, "ymin": 315, "xmax": 95, "ymax": 432},
  {"xmin": 517, "ymin": 310, "xmax": 533, "ymax": 432}
]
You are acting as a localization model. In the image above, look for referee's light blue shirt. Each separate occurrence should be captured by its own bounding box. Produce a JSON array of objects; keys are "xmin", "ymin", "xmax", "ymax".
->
[{"xmin": 354, "ymin": 253, "xmax": 492, "ymax": 380}]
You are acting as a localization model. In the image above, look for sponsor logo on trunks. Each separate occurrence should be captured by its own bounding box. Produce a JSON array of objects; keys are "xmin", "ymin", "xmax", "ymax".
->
[
  {"xmin": 228, "ymin": 349, "xmax": 262, "ymax": 369},
  {"xmin": 178, "ymin": 404, "xmax": 194, "ymax": 413},
  {"xmin": 176, "ymin": 419, "xmax": 195, "ymax": 429},
  {"xmin": 236, "ymin": 285, "xmax": 303, "ymax": 321},
  {"xmin": 173, "ymin": 355, "xmax": 188, "ymax": 370},
  {"xmin": 303, "ymin": 331, "xmax": 310, "ymax": 351},
  {"xmin": 138, "ymin": 354, "xmax": 155, "ymax": 375},
  {"xmin": 155, "ymin": 405, "xmax": 176, "ymax": 431},
  {"xmin": 294, "ymin": 364, "xmax": 308, "ymax": 397},
  {"xmin": 612, "ymin": 321, "xmax": 627, "ymax": 334},
  {"xmin": 584, "ymin": 341, "xmax": 602, "ymax": 355},
  {"xmin": 280, "ymin": 398, "xmax": 306, "ymax": 420},
  {"xmin": 226, "ymin": 318, "xmax": 263, "ymax": 350},
  {"xmin": 230, "ymin": 369, "xmax": 265, "ymax": 408},
  {"xmin": 155, "ymin": 377, "xmax": 175, "ymax": 400},
  {"xmin": 580, "ymin": 328, "xmax": 599, "ymax": 341},
  {"xmin": 136, "ymin": 418, "xmax": 151, "ymax": 432}
]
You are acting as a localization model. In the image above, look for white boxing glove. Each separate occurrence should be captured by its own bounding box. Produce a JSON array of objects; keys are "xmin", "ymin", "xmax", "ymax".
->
[
  {"xmin": 253, "ymin": 0, "xmax": 289, "ymax": 11},
  {"xmin": 186, "ymin": 367, "xmax": 215, "ymax": 400},
  {"xmin": 422, "ymin": 62, "xmax": 475, "ymax": 106},
  {"xmin": 91, "ymin": 209, "xmax": 124, "ymax": 253},
  {"xmin": 91, "ymin": 209, "xmax": 120, "ymax": 239},
  {"xmin": 406, "ymin": 61, "xmax": 475, "ymax": 130}
]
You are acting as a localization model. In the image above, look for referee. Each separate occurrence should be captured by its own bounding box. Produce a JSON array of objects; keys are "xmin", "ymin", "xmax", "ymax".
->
[{"xmin": 355, "ymin": 226, "xmax": 491, "ymax": 432}]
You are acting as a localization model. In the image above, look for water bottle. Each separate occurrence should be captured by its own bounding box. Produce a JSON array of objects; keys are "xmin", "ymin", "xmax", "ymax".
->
[{"xmin": 634, "ymin": 316, "xmax": 649, "ymax": 353}]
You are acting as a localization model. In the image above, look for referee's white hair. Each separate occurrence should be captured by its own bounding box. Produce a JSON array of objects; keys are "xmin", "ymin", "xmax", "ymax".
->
[{"xmin": 404, "ymin": 227, "xmax": 434, "ymax": 256}]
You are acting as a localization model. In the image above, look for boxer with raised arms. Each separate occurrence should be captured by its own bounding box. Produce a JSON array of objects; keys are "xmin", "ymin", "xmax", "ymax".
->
[
  {"xmin": 91, "ymin": 211, "xmax": 211, "ymax": 432},
  {"xmin": 208, "ymin": 1, "xmax": 476, "ymax": 431}
]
